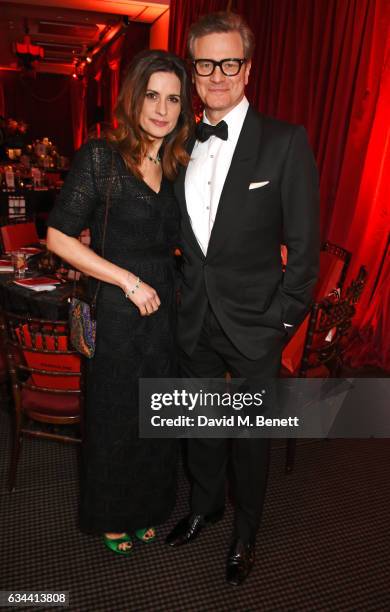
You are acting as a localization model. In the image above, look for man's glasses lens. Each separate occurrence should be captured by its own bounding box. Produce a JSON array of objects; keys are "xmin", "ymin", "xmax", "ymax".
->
[{"xmin": 194, "ymin": 59, "xmax": 245, "ymax": 76}]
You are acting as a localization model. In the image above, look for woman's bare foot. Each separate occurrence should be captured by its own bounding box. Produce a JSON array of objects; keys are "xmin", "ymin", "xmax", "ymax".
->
[
  {"xmin": 135, "ymin": 526, "xmax": 156, "ymax": 542},
  {"xmin": 104, "ymin": 532, "xmax": 132, "ymax": 552},
  {"xmin": 142, "ymin": 527, "xmax": 156, "ymax": 541}
]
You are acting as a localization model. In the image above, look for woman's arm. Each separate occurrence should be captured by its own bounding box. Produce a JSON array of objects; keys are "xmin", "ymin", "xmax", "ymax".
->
[{"xmin": 47, "ymin": 227, "xmax": 160, "ymax": 316}]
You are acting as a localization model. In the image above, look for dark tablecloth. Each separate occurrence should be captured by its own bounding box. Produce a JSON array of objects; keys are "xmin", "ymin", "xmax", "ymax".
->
[{"xmin": 0, "ymin": 272, "xmax": 72, "ymax": 320}]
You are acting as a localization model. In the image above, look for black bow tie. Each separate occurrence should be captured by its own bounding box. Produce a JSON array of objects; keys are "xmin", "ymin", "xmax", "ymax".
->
[{"xmin": 196, "ymin": 120, "xmax": 228, "ymax": 143}]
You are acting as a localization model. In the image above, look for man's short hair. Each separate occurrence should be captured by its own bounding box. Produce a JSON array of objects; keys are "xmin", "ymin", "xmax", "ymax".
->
[{"xmin": 188, "ymin": 11, "xmax": 255, "ymax": 59}]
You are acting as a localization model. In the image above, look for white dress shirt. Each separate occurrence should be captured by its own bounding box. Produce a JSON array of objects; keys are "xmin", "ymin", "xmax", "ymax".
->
[{"xmin": 185, "ymin": 96, "xmax": 249, "ymax": 255}]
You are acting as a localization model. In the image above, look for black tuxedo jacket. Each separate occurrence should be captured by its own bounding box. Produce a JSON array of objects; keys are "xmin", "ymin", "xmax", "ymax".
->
[{"xmin": 174, "ymin": 105, "xmax": 320, "ymax": 359}]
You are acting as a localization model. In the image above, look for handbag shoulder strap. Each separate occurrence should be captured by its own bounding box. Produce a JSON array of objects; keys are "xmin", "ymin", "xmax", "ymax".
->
[
  {"xmin": 73, "ymin": 146, "xmax": 115, "ymax": 305},
  {"xmin": 100, "ymin": 148, "xmax": 115, "ymax": 259}
]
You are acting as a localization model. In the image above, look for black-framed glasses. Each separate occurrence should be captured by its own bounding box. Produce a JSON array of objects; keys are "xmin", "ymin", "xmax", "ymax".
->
[{"xmin": 192, "ymin": 58, "xmax": 246, "ymax": 77}]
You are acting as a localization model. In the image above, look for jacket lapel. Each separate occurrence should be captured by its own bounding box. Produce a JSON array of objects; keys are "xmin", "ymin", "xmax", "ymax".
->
[
  {"xmin": 174, "ymin": 135, "xmax": 206, "ymax": 259},
  {"xmin": 206, "ymin": 107, "xmax": 262, "ymax": 260}
]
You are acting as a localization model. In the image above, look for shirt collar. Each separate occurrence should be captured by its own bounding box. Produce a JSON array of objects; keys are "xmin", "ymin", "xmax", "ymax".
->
[{"xmin": 203, "ymin": 96, "xmax": 249, "ymax": 144}]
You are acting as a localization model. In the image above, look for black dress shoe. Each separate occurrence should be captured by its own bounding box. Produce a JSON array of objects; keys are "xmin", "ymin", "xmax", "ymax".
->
[
  {"xmin": 165, "ymin": 509, "xmax": 224, "ymax": 547},
  {"xmin": 226, "ymin": 538, "xmax": 255, "ymax": 586}
]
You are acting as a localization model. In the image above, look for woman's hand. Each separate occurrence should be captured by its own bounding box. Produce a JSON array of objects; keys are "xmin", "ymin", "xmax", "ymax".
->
[
  {"xmin": 124, "ymin": 277, "xmax": 161, "ymax": 316},
  {"xmin": 47, "ymin": 229, "xmax": 161, "ymax": 316}
]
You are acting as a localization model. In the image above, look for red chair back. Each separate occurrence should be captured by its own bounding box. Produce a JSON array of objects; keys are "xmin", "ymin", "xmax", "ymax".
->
[
  {"xmin": 1, "ymin": 222, "xmax": 39, "ymax": 252},
  {"xmin": 14, "ymin": 323, "xmax": 80, "ymax": 390},
  {"xmin": 5, "ymin": 314, "xmax": 81, "ymax": 393}
]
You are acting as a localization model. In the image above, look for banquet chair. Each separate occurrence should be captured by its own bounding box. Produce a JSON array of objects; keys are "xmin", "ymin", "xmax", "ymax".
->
[
  {"xmin": 313, "ymin": 241, "xmax": 351, "ymax": 299},
  {"xmin": 283, "ymin": 265, "xmax": 367, "ymax": 473},
  {"xmin": 0, "ymin": 220, "xmax": 39, "ymax": 253},
  {"xmin": 4, "ymin": 312, "xmax": 83, "ymax": 491},
  {"xmin": 281, "ymin": 241, "xmax": 351, "ymax": 377}
]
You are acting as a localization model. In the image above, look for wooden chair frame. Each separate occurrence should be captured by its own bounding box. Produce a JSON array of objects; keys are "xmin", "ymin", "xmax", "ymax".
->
[
  {"xmin": 285, "ymin": 266, "xmax": 367, "ymax": 472},
  {"xmin": 4, "ymin": 312, "xmax": 84, "ymax": 491},
  {"xmin": 320, "ymin": 240, "xmax": 351, "ymax": 292}
]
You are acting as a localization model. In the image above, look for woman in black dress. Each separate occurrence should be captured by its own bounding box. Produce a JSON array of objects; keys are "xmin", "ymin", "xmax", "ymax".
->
[{"xmin": 47, "ymin": 50, "xmax": 193, "ymax": 554}]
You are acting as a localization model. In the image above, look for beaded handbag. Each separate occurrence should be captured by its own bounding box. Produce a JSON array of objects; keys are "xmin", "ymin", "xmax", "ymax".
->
[
  {"xmin": 68, "ymin": 151, "xmax": 113, "ymax": 358},
  {"xmin": 68, "ymin": 296, "xmax": 97, "ymax": 358}
]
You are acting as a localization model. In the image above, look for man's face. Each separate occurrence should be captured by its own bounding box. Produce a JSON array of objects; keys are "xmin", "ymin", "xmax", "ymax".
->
[{"xmin": 192, "ymin": 31, "xmax": 251, "ymax": 120}]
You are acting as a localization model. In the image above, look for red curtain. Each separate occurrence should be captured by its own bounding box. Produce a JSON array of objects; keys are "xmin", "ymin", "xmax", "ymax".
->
[
  {"xmin": 328, "ymin": 29, "xmax": 390, "ymax": 320},
  {"xmin": 168, "ymin": 0, "xmax": 229, "ymax": 57},
  {"xmin": 168, "ymin": 0, "xmax": 390, "ymax": 369},
  {"xmin": 237, "ymin": 1, "xmax": 388, "ymax": 236}
]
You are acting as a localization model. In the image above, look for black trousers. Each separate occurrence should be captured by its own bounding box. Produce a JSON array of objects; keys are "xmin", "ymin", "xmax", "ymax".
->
[{"xmin": 179, "ymin": 304, "xmax": 284, "ymax": 543}]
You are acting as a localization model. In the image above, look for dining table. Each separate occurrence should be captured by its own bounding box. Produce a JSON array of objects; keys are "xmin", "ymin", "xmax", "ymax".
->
[{"xmin": 0, "ymin": 266, "xmax": 73, "ymax": 321}]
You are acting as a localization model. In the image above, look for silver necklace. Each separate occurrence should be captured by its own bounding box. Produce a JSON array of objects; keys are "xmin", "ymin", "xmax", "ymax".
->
[{"xmin": 145, "ymin": 153, "xmax": 161, "ymax": 165}]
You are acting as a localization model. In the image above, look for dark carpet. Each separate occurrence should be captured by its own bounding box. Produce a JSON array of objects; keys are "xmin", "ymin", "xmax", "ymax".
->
[{"xmin": 1, "ymin": 391, "xmax": 389, "ymax": 612}]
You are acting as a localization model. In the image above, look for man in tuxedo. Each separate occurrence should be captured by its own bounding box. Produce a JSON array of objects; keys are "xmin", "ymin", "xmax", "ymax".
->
[{"xmin": 166, "ymin": 11, "xmax": 320, "ymax": 585}]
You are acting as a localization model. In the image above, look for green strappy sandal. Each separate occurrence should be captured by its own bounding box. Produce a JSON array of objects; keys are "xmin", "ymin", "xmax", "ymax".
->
[
  {"xmin": 134, "ymin": 527, "xmax": 156, "ymax": 543},
  {"xmin": 103, "ymin": 533, "xmax": 133, "ymax": 555}
]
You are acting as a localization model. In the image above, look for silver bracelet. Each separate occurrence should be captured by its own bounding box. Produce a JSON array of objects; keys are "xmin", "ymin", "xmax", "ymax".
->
[{"xmin": 125, "ymin": 276, "xmax": 142, "ymax": 299}]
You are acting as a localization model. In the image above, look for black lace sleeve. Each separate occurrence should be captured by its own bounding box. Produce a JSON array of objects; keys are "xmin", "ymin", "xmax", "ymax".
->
[{"xmin": 48, "ymin": 141, "xmax": 99, "ymax": 237}]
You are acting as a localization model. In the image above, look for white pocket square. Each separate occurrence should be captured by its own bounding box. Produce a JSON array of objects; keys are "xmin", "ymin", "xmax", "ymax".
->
[{"xmin": 249, "ymin": 181, "xmax": 270, "ymax": 190}]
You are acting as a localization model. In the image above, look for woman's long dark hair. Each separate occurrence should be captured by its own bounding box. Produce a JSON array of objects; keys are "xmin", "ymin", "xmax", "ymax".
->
[{"xmin": 106, "ymin": 49, "xmax": 194, "ymax": 180}]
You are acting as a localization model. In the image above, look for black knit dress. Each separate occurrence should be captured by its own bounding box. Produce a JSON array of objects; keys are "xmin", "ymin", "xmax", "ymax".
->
[{"xmin": 48, "ymin": 139, "xmax": 179, "ymax": 533}]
